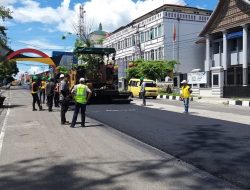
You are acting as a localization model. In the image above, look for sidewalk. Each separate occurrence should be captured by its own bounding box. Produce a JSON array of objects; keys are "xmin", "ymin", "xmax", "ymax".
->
[
  {"xmin": 158, "ymin": 95, "xmax": 250, "ymax": 107},
  {"xmin": 0, "ymin": 87, "xmax": 238, "ymax": 189}
]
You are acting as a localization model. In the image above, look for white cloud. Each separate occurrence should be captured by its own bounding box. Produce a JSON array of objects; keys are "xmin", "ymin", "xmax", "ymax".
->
[
  {"xmin": 0, "ymin": 0, "xmax": 17, "ymax": 6},
  {"xmin": 6, "ymin": 0, "xmax": 186, "ymax": 33}
]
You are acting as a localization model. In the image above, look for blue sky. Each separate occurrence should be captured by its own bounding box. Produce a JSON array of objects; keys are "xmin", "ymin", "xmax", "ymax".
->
[{"xmin": 0, "ymin": 0, "xmax": 218, "ymax": 77}]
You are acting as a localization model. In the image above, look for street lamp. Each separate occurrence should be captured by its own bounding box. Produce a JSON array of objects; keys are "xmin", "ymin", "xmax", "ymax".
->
[{"xmin": 132, "ymin": 24, "xmax": 145, "ymax": 59}]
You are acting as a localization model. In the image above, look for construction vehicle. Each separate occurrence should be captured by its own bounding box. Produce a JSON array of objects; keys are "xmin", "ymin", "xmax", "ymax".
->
[{"xmin": 69, "ymin": 47, "xmax": 131, "ymax": 104}]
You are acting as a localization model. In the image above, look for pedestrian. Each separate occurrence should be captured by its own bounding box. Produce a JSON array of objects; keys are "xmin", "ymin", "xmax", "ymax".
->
[
  {"xmin": 54, "ymin": 79, "xmax": 60, "ymax": 107},
  {"xmin": 39, "ymin": 77, "xmax": 46, "ymax": 104},
  {"xmin": 70, "ymin": 78, "xmax": 92, "ymax": 128},
  {"xmin": 60, "ymin": 74, "xmax": 71, "ymax": 125},
  {"xmin": 31, "ymin": 76, "xmax": 42, "ymax": 111},
  {"xmin": 140, "ymin": 77, "xmax": 146, "ymax": 106},
  {"xmin": 180, "ymin": 80, "xmax": 192, "ymax": 113},
  {"xmin": 45, "ymin": 77, "xmax": 55, "ymax": 112}
]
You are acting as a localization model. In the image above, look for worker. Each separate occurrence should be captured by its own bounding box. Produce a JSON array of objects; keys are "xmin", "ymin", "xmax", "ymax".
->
[
  {"xmin": 70, "ymin": 78, "xmax": 92, "ymax": 128},
  {"xmin": 140, "ymin": 77, "xmax": 146, "ymax": 106},
  {"xmin": 40, "ymin": 77, "xmax": 46, "ymax": 104},
  {"xmin": 31, "ymin": 76, "xmax": 42, "ymax": 111},
  {"xmin": 180, "ymin": 80, "xmax": 192, "ymax": 113},
  {"xmin": 60, "ymin": 74, "xmax": 71, "ymax": 125},
  {"xmin": 54, "ymin": 78, "xmax": 60, "ymax": 107},
  {"xmin": 45, "ymin": 77, "xmax": 55, "ymax": 112}
]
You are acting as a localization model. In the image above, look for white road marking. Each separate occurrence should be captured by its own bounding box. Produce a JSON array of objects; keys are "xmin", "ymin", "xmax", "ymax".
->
[
  {"xmin": 0, "ymin": 101, "xmax": 11, "ymax": 156},
  {"xmin": 106, "ymin": 109, "xmax": 136, "ymax": 112}
]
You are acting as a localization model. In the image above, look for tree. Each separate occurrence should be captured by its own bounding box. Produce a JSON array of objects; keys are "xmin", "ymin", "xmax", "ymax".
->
[
  {"xmin": 0, "ymin": 59, "xmax": 19, "ymax": 84},
  {"xmin": 126, "ymin": 59, "xmax": 178, "ymax": 81},
  {"xmin": 0, "ymin": 6, "xmax": 12, "ymax": 45}
]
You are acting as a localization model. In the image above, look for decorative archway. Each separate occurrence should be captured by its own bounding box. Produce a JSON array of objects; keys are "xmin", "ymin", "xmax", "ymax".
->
[{"xmin": 7, "ymin": 48, "xmax": 56, "ymax": 67}]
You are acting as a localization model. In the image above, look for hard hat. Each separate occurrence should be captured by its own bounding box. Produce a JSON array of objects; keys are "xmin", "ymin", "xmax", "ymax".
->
[
  {"xmin": 60, "ymin": 74, "xmax": 64, "ymax": 78},
  {"xmin": 33, "ymin": 76, "xmax": 38, "ymax": 80},
  {"xmin": 42, "ymin": 77, "xmax": 46, "ymax": 80},
  {"xmin": 181, "ymin": 80, "xmax": 187, "ymax": 84},
  {"xmin": 79, "ymin": 78, "xmax": 85, "ymax": 82}
]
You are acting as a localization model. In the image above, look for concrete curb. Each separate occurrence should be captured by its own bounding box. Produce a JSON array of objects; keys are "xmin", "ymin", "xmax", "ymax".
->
[
  {"xmin": 157, "ymin": 95, "xmax": 194, "ymax": 101},
  {"xmin": 157, "ymin": 95, "xmax": 250, "ymax": 107},
  {"xmin": 229, "ymin": 100, "xmax": 250, "ymax": 107}
]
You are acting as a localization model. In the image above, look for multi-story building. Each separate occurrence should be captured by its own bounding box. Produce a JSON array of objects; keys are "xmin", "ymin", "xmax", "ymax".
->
[
  {"xmin": 200, "ymin": 0, "xmax": 250, "ymax": 98},
  {"xmin": 103, "ymin": 4, "xmax": 212, "ymax": 86}
]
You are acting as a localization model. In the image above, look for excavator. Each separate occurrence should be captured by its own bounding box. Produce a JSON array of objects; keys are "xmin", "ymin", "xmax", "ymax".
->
[{"xmin": 69, "ymin": 47, "xmax": 131, "ymax": 104}]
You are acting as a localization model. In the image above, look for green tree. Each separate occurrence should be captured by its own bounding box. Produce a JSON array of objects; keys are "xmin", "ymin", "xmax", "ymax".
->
[
  {"xmin": 0, "ymin": 59, "xmax": 19, "ymax": 83},
  {"xmin": 0, "ymin": 6, "xmax": 12, "ymax": 45},
  {"xmin": 126, "ymin": 60, "xmax": 178, "ymax": 81}
]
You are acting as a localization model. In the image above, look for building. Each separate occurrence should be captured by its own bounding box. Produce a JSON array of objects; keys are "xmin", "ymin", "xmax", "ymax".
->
[
  {"xmin": 103, "ymin": 4, "xmax": 212, "ymax": 86},
  {"xmin": 89, "ymin": 23, "xmax": 108, "ymax": 47},
  {"xmin": 200, "ymin": 0, "xmax": 250, "ymax": 97}
]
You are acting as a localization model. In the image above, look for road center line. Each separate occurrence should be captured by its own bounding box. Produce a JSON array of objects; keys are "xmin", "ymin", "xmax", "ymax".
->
[{"xmin": 0, "ymin": 97, "xmax": 11, "ymax": 156}]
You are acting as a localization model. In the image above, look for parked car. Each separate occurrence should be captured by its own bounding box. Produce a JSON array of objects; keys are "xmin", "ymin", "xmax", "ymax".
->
[{"xmin": 128, "ymin": 78, "xmax": 159, "ymax": 99}]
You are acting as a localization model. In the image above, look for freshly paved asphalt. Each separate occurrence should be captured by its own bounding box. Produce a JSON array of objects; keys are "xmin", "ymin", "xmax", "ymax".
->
[{"xmin": 86, "ymin": 103, "xmax": 250, "ymax": 189}]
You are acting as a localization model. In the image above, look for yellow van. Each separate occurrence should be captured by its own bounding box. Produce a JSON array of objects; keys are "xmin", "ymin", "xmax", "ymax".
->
[{"xmin": 128, "ymin": 78, "xmax": 159, "ymax": 99}]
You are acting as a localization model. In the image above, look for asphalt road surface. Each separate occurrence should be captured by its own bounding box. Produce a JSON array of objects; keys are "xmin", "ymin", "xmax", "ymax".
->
[{"xmin": 86, "ymin": 102, "xmax": 250, "ymax": 189}]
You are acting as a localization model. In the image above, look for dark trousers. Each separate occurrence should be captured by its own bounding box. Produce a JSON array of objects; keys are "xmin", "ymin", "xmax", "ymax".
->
[
  {"xmin": 71, "ymin": 102, "xmax": 86, "ymax": 127},
  {"xmin": 39, "ymin": 89, "xmax": 46, "ymax": 103},
  {"xmin": 54, "ymin": 92, "xmax": 59, "ymax": 107},
  {"xmin": 47, "ymin": 94, "xmax": 54, "ymax": 111},
  {"xmin": 61, "ymin": 100, "xmax": 69, "ymax": 124},
  {"xmin": 32, "ymin": 93, "xmax": 41, "ymax": 110},
  {"xmin": 141, "ymin": 91, "xmax": 146, "ymax": 106}
]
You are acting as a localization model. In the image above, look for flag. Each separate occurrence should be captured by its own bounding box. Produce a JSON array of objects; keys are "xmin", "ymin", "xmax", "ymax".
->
[{"xmin": 173, "ymin": 24, "xmax": 176, "ymax": 42}]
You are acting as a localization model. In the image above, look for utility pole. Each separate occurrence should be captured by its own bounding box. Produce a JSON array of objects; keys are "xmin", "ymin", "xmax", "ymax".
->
[{"xmin": 79, "ymin": 4, "xmax": 86, "ymax": 40}]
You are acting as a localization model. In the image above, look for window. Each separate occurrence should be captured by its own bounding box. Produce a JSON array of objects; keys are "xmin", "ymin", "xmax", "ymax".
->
[
  {"xmin": 140, "ymin": 32, "xmax": 145, "ymax": 43},
  {"xmin": 150, "ymin": 28, "xmax": 154, "ymax": 39},
  {"xmin": 158, "ymin": 25, "xmax": 162, "ymax": 37},
  {"xmin": 230, "ymin": 39, "xmax": 237, "ymax": 51},
  {"xmin": 154, "ymin": 28, "xmax": 158, "ymax": 38},
  {"xmin": 151, "ymin": 49, "xmax": 155, "ymax": 60},
  {"xmin": 213, "ymin": 74, "xmax": 219, "ymax": 86}
]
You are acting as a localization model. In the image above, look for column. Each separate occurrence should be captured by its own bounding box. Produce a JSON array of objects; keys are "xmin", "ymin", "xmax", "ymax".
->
[
  {"xmin": 242, "ymin": 25, "xmax": 248, "ymax": 86},
  {"xmin": 222, "ymin": 30, "xmax": 228, "ymax": 85},
  {"xmin": 205, "ymin": 35, "xmax": 211, "ymax": 87}
]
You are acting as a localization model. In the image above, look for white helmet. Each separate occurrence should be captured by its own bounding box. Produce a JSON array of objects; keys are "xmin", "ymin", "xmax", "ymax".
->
[
  {"xmin": 59, "ymin": 74, "xmax": 64, "ymax": 78},
  {"xmin": 79, "ymin": 78, "xmax": 85, "ymax": 82}
]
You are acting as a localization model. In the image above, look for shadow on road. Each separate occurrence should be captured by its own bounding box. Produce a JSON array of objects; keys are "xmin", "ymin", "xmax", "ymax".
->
[
  {"xmin": 2, "ymin": 104, "xmax": 26, "ymax": 109},
  {"xmin": 0, "ymin": 156, "xmax": 230, "ymax": 190},
  {"xmin": 174, "ymin": 124, "xmax": 250, "ymax": 189}
]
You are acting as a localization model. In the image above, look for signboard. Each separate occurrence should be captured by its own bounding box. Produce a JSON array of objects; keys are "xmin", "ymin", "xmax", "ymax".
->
[{"xmin": 187, "ymin": 72, "xmax": 207, "ymax": 84}]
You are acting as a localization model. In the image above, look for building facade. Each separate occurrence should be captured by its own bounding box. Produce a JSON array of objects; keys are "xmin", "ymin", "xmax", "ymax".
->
[
  {"xmin": 103, "ymin": 4, "xmax": 212, "ymax": 86},
  {"xmin": 200, "ymin": 0, "xmax": 250, "ymax": 97}
]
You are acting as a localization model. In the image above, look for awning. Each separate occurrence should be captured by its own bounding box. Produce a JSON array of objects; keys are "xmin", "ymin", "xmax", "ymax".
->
[{"xmin": 227, "ymin": 31, "xmax": 243, "ymax": 40}]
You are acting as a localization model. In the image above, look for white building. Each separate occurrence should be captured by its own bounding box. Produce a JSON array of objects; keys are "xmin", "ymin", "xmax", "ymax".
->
[{"xmin": 103, "ymin": 4, "xmax": 212, "ymax": 86}]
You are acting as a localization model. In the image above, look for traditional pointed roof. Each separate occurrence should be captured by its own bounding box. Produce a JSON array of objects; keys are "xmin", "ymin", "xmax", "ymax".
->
[{"xmin": 200, "ymin": 0, "xmax": 250, "ymax": 37}]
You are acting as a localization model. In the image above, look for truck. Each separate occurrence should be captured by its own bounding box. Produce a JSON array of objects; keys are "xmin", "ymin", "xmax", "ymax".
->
[{"xmin": 69, "ymin": 47, "xmax": 131, "ymax": 104}]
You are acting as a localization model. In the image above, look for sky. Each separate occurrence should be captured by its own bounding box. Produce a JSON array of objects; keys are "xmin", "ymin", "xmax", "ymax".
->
[{"xmin": 0, "ymin": 0, "xmax": 218, "ymax": 77}]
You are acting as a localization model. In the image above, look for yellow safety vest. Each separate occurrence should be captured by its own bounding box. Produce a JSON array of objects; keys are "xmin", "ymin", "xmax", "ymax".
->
[
  {"xmin": 75, "ymin": 84, "xmax": 87, "ymax": 104},
  {"xmin": 41, "ymin": 81, "xmax": 46, "ymax": 89},
  {"xmin": 181, "ymin": 85, "xmax": 191, "ymax": 98},
  {"xmin": 31, "ymin": 82, "xmax": 38, "ymax": 94}
]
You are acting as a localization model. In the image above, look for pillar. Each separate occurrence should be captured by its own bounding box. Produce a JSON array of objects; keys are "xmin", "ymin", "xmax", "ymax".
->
[
  {"xmin": 223, "ymin": 30, "xmax": 228, "ymax": 85},
  {"xmin": 243, "ymin": 25, "xmax": 248, "ymax": 86},
  {"xmin": 205, "ymin": 35, "xmax": 211, "ymax": 87}
]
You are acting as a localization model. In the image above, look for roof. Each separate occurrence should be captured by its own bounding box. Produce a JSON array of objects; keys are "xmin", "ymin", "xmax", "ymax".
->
[{"xmin": 199, "ymin": 0, "xmax": 250, "ymax": 37}]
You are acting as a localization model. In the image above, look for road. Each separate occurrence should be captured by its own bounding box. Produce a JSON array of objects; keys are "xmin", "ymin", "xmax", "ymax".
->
[
  {"xmin": 0, "ymin": 87, "xmax": 248, "ymax": 189},
  {"xmin": 86, "ymin": 98, "xmax": 250, "ymax": 189}
]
